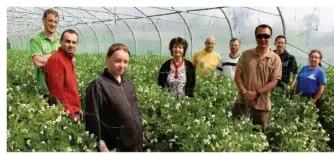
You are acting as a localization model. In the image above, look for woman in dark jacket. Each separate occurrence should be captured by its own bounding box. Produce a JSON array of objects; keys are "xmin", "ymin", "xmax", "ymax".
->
[
  {"xmin": 85, "ymin": 43, "xmax": 146, "ymax": 152},
  {"xmin": 158, "ymin": 37, "xmax": 196, "ymax": 97}
]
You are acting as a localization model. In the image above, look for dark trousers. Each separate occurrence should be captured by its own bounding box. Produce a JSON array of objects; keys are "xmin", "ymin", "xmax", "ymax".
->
[
  {"xmin": 232, "ymin": 103, "xmax": 270, "ymax": 132},
  {"xmin": 301, "ymin": 94, "xmax": 322, "ymax": 108},
  {"xmin": 43, "ymin": 94, "xmax": 59, "ymax": 106}
]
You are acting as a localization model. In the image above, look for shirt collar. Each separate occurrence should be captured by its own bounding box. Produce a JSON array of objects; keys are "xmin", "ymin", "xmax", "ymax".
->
[
  {"xmin": 229, "ymin": 53, "xmax": 240, "ymax": 59},
  {"xmin": 274, "ymin": 49, "xmax": 288, "ymax": 55},
  {"xmin": 102, "ymin": 68, "xmax": 126, "ymax": 84},
  {"xmin": 253, "ymin": 47, "xmax": 274, "ymax": 58},
  {"xmin": 58, "ymin": 47, "xmax": 75, "ymax": 60},
  {"xmin": 40, "ymin": 32, "xmax": 59, "ymax": 43}
]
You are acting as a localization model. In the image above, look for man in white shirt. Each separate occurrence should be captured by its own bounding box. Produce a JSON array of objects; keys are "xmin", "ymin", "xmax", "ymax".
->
[{"xmin": 216, "ymin": 38, "xmax": 241, "ymax": 79}]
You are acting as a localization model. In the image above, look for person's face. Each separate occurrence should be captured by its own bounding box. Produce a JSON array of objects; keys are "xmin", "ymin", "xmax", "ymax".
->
[
  {"xmin": 106, "ymin": 50, "xmax": 129, "ymax": 76},
  {"xmin": 205, "ymin": 39, "xmax": 215, "ymax": 52},
  {"xmin": 172, "ymin": 44, "xmax": 184, "ymax": 58},
  {"xmin": 309, "ymin": 52, "xmax": 321, "ymax": 67},
  {"xmin": 275, "ymin": 38, "xmax": 286, "ymax": 51},
  {"xmin": 43, "ymin": 14, "xmax": 59, "ymax": 34},
  {"xmin": 229, "ymin": 41, "xmax": 240, "ymax": 54},
  {"xmin": 255, "ymin": 27, "xmax": 271, "ymax": 49},
  {"xmin": 60, "ymin": 32, "xmax": 78, "ymax": 54}
]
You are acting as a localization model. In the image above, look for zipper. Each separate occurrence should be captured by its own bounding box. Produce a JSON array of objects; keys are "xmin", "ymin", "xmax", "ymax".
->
[{"xmin": 121, "ymin": 86, "xmax": 139, "ymax": 143}]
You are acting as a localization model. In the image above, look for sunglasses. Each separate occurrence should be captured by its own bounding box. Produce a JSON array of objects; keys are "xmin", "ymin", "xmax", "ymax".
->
[{"xmin": 256, "ymin": 34, "xmax": 271, "ymax": 40}]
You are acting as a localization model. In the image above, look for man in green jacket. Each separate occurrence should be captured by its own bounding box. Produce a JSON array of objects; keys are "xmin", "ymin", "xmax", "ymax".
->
[{"xmin": 30, "ymin": 8, "xmax": 60, "ymax": 101}]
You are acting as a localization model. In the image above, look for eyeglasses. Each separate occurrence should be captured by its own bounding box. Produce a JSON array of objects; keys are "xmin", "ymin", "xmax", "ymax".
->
[{"xmin": 256, "ymin": 34, "xmax": 271, "ymax": 40}]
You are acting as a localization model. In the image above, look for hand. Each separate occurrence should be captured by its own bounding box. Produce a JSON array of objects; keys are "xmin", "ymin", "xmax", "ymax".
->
[
  {"xmin": 78, "ymin": 110, "xmax": 83, "ymax": 121},
  {"xmin": 312, "ymin": 99, "xmax": 317, "ymax": 104},
  {"xmin": 143, "ymin": 136, "xmax": 147, "ymax": 145},
  {"xmin": 74, "ymin": 110, "xmax": 83, "ymax": 125},
  {"xmin": 99, "ymin": 140, "xmax": 110, "ymax": 152},
  {"xmin": 245, "ymin": 91, "xmax": 257, "ymax": 101}
]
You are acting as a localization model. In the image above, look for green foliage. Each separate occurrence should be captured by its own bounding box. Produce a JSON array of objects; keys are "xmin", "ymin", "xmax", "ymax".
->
[{"xmin": 7, "ymin": 49, "xmax": 334, "ymax": 151}]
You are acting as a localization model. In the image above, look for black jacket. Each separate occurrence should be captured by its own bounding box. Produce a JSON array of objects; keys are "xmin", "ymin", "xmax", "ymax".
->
[
  {"xmin": 85, "ymin": 68, "xmax": 143, "ymax": 150},
  {"xmin": 158, "ymin": 59, "xmax": 196, "ymax": 97}
]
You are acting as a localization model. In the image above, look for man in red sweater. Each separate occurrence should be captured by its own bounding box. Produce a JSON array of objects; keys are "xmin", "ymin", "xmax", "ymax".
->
[{"xmin": 44, "ymin": 29, "xmax": 82, "ymax": 124}]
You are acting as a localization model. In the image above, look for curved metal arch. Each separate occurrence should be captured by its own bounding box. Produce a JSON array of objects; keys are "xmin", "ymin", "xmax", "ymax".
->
[
  {"xmin": 7, "ymin": 36, "xmax": 13, "ymax": 50},
  {"xmin": 103, "ymin": 7, "xmax": 138, "ymax": 55},
  {"xmin": 134, "ymin": 7, "xmax": 163, "ymax": 56},
  {"xmin": 79, "ymin": 7, "xmax": 117, "ymax": 45},
  {"xmin": 32, "ymin": 7, "xmax": 88, "ymax": 52},
  {"xmin": 277, "ymin": 7, "xmax": 286, "ymax": 38},
  {"xmin": 8, "ymin": 35, "xmax": 17, "ymax": 49},
  {"xmin": 56, "ymin": 7, "xmax": 100, "ymax": 53},
  {"xmin": 219, "ymin": 8, "xmax": 234, "ymax": 39},
  {"xmin": 21, "ymin": 32, "xmax": 35, "ymax": 50},
  {"xmin": 17, "ymin": 35, "xmax": 24, "ymax": 50},
  {"xmin": 14, "ymin": 7, "xmax": 68, "ymax": 35},
  {"xmin": 7, "ymin": 35, "xmax": 17, "ymax": 49},
  {"xmin": 171, "ymin": 7, "xmax": 194, "ymax": 56},
  {"xmin": 20, "ymin": 34, "xmax": 30, "ymax": 50}
]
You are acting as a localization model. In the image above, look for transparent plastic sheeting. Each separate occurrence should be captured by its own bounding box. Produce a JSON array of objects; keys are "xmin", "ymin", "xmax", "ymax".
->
[{"xmin": 7, "ymin": 7, "xmax": 334, "ymax": 66}]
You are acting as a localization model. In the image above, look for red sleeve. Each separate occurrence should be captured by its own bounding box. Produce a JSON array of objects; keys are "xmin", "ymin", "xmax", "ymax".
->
[{"xmin": 44, "ymin": 56, "xmax": 75, "ymax": 119}]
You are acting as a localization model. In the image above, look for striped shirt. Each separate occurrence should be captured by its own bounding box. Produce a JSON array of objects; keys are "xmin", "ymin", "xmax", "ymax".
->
[{"xmin": 216, "ymin": 53, "xmax": 240, "ymax": 79}]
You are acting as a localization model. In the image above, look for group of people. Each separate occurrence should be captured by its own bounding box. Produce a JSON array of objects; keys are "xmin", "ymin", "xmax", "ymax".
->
[{"xmin": 29, "ymin": 8, "xmax": 327, "ymax": 152}]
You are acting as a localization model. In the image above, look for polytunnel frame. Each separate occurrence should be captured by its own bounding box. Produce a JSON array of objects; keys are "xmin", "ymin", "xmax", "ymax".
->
[
  {"xmin": 7, "ymin": 37, "xmax": 13, "ymax": 49},
  {"xmin": 6, "ymin": 11, "xmax": 39, "ymax": 49},
  {"xmin": 154, "ymin": 7, "xmax": 235, "ymax": 56},
  {"xmin": 56, "ymin": 7, "xmax": 101, "ymax": 53},
  {"xmin": 103, "ymin": 7, "xmax": 138, "ymax": 55},
  {"xmin": 7, "ymin": 7, "xmax": 333, "ymax": 66},
  {"xmin": 7, "ymin": 8, "xmax": 41, "ymax": 50},
  {"xmin": 134, "ymin": 7, "xmax": 163, "ymax": 56},
  {"xmin": 78, "ymin": 7, "xmax": 117, "ymax": 45},
  {"xmin": 10, "ymin": 7, "xmax": 87, "ymax": 52},
  {"xmin": 34, "ymin": 7, "xmax": 88, "ymax": 53},
  {"xmin": 170, "ymin": 7, "xmax": 194, "ymax": 56},
  {"xmin": 12, "ymin": 8, "xmax": 55, "ymax": 50},
  {"xmin": 10, "ymin": 35, "xmax": 22, "ymax": 49}
]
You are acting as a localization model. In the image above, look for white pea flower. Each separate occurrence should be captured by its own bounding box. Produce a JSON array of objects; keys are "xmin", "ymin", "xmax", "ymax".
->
[
  {"xmin": 211, "ymin": 134, "xmax": 216, "ymax": 140},
  {"xmin": 67, "ymin": 147, "xmax": 72, "ymax": 152},
  {"xmin": 203, "ymin": 138, "xmax": 211, "ymax": 145},
  {"xmin": 193, "ymin": 119, "xmax": 200, "ymax": 124},
  {"xmin": 77, "ymin": 137, "xmax": 82, "ymax": 143},
  {"xmin": 41, "ymin": 141, "xmax": 45, "ymax": 144},
  {"xmin": 206, "ymin": 121, "xmax": 211, "ymax": 126},
  {"xmin": 227, "ymin": 111, "xmax": 232, "ymax": 117},
  {"xmin": 318, "ymin": 123, "xmax": 322, "ymax": 128},
  {"xmin": 21, "ymin": 129, "xmax": 28, "ymax": 133},
  {"xmin": 176, "ymin": 103, "xmax": 181, "ymax": 110},
  {"xmin": 90, "ymin": 133, "xmax": 95, "ymax": 139},
  {"xmin": 164, "ymin": 104, "xmax": 170, "ymax": 108},
  {"xmin": 55, "ymin": 116, "xmax": 61, "ymax": 123}
]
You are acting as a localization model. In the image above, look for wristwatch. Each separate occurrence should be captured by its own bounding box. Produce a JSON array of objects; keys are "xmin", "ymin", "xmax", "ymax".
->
[{"xmin": 256, "ymin": 90, "xmax": 260, "ymax": 97}]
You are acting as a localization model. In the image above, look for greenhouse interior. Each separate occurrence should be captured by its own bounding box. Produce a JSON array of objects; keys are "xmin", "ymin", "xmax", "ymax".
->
[
  {"xmin": 7, "ymin": 7, "xmax": 334, "ymax": 67},
  {"xmin": 6, "ymin": 7, "xmax": 334, "ymax": 152}
]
